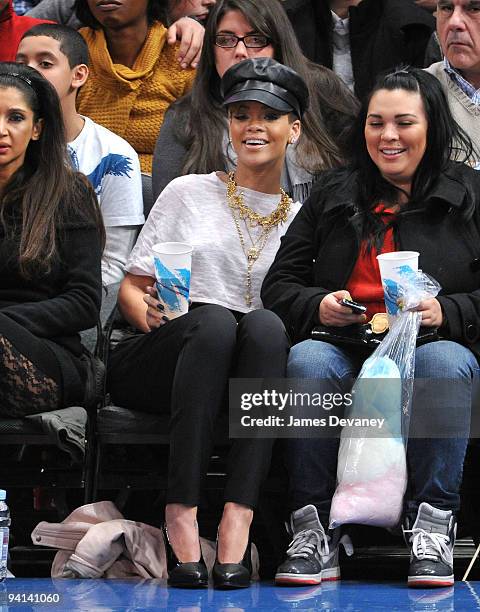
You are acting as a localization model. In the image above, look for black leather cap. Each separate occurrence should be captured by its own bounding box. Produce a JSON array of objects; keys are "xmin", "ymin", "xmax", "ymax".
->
[{"xmin": 221, "ymin": 57, "xmax": 309, "ymax": 118}]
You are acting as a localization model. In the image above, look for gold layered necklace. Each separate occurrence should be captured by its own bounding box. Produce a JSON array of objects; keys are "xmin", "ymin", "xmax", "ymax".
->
[{"xmin": 226, "ymin": 172, "xmax": 292, "ymax": 307}]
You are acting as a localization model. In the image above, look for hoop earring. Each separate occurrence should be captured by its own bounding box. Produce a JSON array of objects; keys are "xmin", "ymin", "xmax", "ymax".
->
[{"xmin": 227, "ymin": 139, "xmax": 236, "ymax": 162}]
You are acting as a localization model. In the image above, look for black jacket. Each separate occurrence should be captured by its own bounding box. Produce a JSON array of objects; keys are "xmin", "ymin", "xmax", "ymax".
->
[
  {"xmin": 0, "ymin": 177, "xmax": 103, "ymax": 403},
  {"xmin": 261, "ymin": 164, "xmax": 480, "ymax": 361},
  {"xmin": 284, "ymin": 0, "xmax": 435, "ymax": 99}
]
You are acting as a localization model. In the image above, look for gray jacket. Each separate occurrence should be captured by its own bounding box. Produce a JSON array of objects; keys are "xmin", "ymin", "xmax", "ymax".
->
[{"xmin": 27, "ymin": 0, "xmax": 81, "ymax": 29}]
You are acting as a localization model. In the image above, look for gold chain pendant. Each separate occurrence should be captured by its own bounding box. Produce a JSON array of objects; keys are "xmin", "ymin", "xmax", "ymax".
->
[
  {"xmin": 226, "ymin": 173, "xmax": 292, "ymax": 307},
  {"xmin": 226, "ymin": 172, "xmax": 292, "ymax": 228}
]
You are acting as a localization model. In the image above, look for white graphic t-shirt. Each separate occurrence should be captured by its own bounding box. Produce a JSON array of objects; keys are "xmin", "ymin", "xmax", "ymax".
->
[{"xmin": 68, "ymin": 116, "xmax": 144, "ymax": 227}]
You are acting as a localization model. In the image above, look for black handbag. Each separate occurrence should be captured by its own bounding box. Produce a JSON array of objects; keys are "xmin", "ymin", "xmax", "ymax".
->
[{"xmin": 311, "ymin": 313, "xmax": 438, "ymax": 352}]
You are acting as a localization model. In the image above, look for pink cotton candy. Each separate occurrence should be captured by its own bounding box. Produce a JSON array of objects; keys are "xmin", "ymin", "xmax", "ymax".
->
[{"xmin": 329, "ymin": 461, "xmax": 407, "ymax": 529}]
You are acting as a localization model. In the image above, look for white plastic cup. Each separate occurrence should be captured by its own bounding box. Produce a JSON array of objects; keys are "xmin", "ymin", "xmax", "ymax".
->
[
  {"xmin": 377, "ymin": 251, "xmax": 419, "ymax": 317},
  {"xmin": 152, "ymin": 242, "xmax": 193, "ymax": 319}
]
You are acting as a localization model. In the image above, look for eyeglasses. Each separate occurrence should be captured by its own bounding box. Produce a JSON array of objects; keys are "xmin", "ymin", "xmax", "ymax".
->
[{"xmin": 214, "ymin": 34, "xmax": 271, "ymax": 49}]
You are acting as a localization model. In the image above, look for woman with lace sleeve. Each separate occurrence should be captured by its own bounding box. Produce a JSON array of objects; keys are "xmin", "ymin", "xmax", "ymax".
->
[{"xmin": 0, "ymin": 63, "xmax": 105, "ymax": 417}]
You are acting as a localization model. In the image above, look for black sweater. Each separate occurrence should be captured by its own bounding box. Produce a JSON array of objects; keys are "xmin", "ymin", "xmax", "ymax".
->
[
  {"xmin": 262, "ymin": 163, "xmax": 480, "ymax": 362},
  {"xmin": 0, "ymin": 180, "xmax": 103, "ymax": 360}
]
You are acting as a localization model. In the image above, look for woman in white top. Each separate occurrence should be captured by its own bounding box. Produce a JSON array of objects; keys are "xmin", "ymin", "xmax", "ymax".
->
[{"xmin": 107, "ymin": 58, "xmax": 307, "ymax": 589}]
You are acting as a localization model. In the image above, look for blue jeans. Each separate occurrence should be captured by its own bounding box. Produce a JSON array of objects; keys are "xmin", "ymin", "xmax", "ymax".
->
[{"xmin": 285, "ymin": 340, "xmax": 478, "ymax": 524}]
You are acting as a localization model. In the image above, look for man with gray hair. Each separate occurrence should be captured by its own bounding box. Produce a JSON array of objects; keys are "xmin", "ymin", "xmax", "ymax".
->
[{"xmin": 426, "ymin": 1, "xmax": 480, "ymax": 164}]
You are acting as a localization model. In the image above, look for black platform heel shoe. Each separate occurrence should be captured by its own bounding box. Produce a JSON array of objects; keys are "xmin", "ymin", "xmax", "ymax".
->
[
  {"xmin": 162, "ymin": 524, "xmax": 208, "ymax": 588},
  {"xmin": 212, "ymin": 540, "xmax": 252, "ymax": 589}
]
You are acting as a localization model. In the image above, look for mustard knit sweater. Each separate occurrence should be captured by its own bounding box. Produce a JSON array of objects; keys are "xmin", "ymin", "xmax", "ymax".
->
[{"xmin": 78, "ymin": 23, "xmax": 195, "ymax": 173}]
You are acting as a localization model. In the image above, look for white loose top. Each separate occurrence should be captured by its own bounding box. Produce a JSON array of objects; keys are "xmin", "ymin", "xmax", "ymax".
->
[{"xmin": 126, "ymin": 172, "xmax": 301, "ymax": 312}]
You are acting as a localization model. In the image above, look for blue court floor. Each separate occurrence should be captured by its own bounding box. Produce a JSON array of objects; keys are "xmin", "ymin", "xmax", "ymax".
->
[{"xmin": 2, "ymin": 578, "xmax": 480, "ymax": 611}]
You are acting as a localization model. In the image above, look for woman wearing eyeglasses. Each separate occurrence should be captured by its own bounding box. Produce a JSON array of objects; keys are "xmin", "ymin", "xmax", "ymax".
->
[{"xmin": 152, "ymin": 0, "xmax": 359, "ymax": 203}]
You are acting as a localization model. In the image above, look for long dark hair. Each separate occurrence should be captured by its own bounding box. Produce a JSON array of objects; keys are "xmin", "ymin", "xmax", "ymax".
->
[
  {"xmin": 347, "ymin": 67, "xmax": 475, "ymax": 243},
  {"xmin": 74, "ymin": 0, "xmax": 168, "ymax": 29},
  {"xmin": 0, "ymin": 63, "xmax": 105, "ymax": 279},
  {"xmin": 173, "ymin": 0, "xmax": 358, "ymax": 175}
]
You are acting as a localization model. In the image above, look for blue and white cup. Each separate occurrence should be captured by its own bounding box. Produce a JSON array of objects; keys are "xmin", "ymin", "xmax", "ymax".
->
[
  {"xmin": 152, "ymin": 242, "xmax": 193, "ymax": 319},
  {"xmin": 377, "ymin": 251, "xmax": 419, "ymax": 317}
]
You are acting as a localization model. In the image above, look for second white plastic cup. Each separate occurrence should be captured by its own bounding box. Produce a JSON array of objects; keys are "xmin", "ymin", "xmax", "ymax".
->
[
  {"xmin": 152, "ymin": 242, "xmax": 193, "ymax": 319},
  {"xmin": 377, "ymin": 251, "xmax": 419, "ymax": 316}
]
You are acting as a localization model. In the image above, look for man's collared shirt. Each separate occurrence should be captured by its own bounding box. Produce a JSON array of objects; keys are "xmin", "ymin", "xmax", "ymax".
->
[
  {"xmin": 444, "ymin": 58, "xmax": 480, "ymax": 105},
  {"xmin": 331, "ymin": 10, "xmax": 355, "ymax": 92}
]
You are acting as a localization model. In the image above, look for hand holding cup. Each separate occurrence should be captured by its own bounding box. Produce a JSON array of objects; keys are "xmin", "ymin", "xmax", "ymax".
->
[
  {"xmin": 411, "ymin": 297, "xmax": 443, "ymax": 327},
  {"xmin": 377, "ymin": 251, "xmax": 419, "ymax": 320},
  {"xmin": 144, "ymin": 286, "xmax": 170, "ymax": 330},
  {"xmin": 152, "ymin": 242, "xmax": 192, "ymax": 320}
]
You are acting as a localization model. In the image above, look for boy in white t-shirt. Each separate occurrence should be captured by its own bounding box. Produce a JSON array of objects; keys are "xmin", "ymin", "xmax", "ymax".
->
[{"xmin": 16, "ymin": 23, "xmax": 145, "ymax": 285}]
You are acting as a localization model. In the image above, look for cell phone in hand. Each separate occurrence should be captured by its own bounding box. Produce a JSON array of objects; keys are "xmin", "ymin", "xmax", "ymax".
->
[{"xmin": 340, "ymin": 298, "xmax": 367, "ymax": 314}]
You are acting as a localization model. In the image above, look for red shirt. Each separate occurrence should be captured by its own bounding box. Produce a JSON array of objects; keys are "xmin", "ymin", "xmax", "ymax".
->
[
  {"xmin": 0, "ymin": 1, "xmax": 54, "ymax": 62},
  {"xmin": 346, "ymin": 206, "xmax": 396, "ymax": 320}
]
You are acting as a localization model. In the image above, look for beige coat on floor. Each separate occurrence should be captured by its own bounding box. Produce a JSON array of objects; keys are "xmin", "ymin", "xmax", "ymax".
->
[{"xmin": 31, "ymin": 501, "xmax": 259, "ymax": 580}]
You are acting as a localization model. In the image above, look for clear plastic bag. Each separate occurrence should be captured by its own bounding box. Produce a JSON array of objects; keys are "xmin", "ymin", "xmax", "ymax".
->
[{"xmin": 329, "ymin": 271, "xmax": 441, "ymax": 529}]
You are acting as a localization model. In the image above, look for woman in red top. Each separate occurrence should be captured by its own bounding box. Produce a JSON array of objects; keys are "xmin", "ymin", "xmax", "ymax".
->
[{"xmin": 262, "ymin": 67, "xmax": 480, "ymax": 588}]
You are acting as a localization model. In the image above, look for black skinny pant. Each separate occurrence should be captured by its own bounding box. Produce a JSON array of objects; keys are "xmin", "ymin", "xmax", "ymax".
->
[{"xmin": 107, "ymin": 304, "xmax": 289, "ymax": 508}]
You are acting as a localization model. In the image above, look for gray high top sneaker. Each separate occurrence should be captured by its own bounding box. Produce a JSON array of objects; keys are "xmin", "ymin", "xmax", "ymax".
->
[
  {"xmin": 403, "ymin": 502, "xmax": 456, "ymax": 588},
  {"xmin": 275, "ymin": 504, "xmax": 353, "ymax": 585}
]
